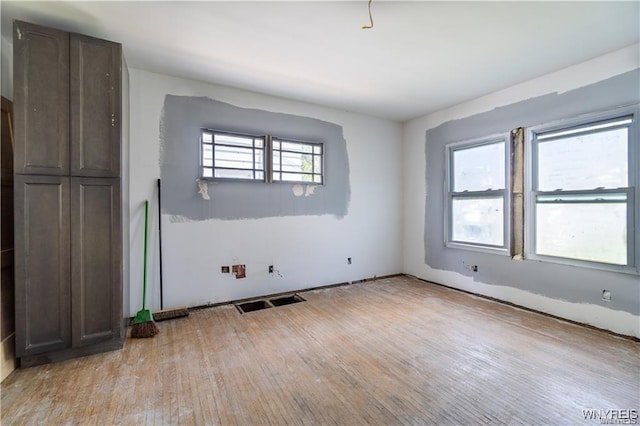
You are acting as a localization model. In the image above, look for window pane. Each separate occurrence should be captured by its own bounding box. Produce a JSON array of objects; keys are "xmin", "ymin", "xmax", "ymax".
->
[
  {"xmin": 254, "ymin": 149, "xmax": 264, "ymax": 170},
  {"xmin": 281, "ymin": 141, "xmax": 313, "ymax": 153},
  {"xmin": 281, "ymin": 172, "xmax": 313, "ymax": 182},
  {"xmin": 537, "ymin": 127, "xmax": 628, "ymax": 191},
  {"xmin": 281, "ymin": 151, "xmax": 306, "ymax": 173},
  {"xmin": 272, "ymin": 139, "xmax": 323, "ymax": 184},
  {"xmin": 313, "ymin": 156, "xmax": 322, "ymax": 174},
  {"xmin": 536, "ymin": 202, "xmax": 627, "ymax": 265},
  {"xmin": 202, "ymin": 130, "xmax": 265, "ymax": 181},
  {"xmin": 453, "ymin": 142, "xmax": 505, "ymax": 191},
  {"xmin": 214, "ymin": 146, "xmax": 254, "ymax": 170},
  {"xmin": 452, "ymin": 196, "xmax": 504, "ymax": 245},
  {"xmin": 215, "ymin": 134, "xmax": 255, "ymax": 147},
  {"xmin": 301, "ymin": 154, "xmax": 312, "ymax": 173},
  {"xmin": 214, "ymin": 168, "xmax": 255, "ymax": 180},
  {"xmin": 273, "ymin": 151, "xmax": 281, "ymax": 171},
  {"xmin": 202, "ymin": 144, "xmax": 213, "ymax": 167}
]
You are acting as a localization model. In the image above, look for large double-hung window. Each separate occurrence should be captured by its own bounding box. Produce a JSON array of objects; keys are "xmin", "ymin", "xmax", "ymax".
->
[
  {"xmin": 444, "ymin": 106, "xmax": 637, "ymax": 272},
  {"xmin": 446, "ymin": 137, "xmax": 509, "ymax": 252},
  {"xmin": 529, "ymin": 113, "xmax": 636, "ymax": 268}
]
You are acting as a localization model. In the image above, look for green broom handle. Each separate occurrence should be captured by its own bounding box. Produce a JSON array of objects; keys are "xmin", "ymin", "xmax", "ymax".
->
[{"xmin": 142, "ymin": 200, "xmax": 149, "ymax": 310}]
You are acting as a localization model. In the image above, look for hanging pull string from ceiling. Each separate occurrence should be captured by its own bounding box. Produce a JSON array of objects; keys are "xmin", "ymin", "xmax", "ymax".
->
[{"xmin": 361, "ymin": 0, "xmax": 374, "ymax": 29}]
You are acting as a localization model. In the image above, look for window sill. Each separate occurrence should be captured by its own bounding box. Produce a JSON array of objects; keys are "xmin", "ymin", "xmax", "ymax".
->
[
  {"xmin": 525, "ymin": 253, "xmax": 639, "ymax": 276},
  {"xmin": 445, "ymin": 241, "xmax": 510, "ymax": 256}
]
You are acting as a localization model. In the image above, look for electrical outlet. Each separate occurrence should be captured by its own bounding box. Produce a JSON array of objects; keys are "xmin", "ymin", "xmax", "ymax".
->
[
  {"xmin": 269, "ymin": 265, "xmax": 274, "ymax": 274},
  {"xmin": 463, "ymin": 262, "xmax": 478, "ymax": 272},
  {"xmin": 602, "ymin": 290, "xmax": 612, "ymax": 302},
  {"xmin": 347, "ymin": 257, "xmax": 352, "ymax": 265}
]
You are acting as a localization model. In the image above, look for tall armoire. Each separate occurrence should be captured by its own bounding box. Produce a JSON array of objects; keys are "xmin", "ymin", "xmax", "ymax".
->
[{"xmin": 13, "ymin": 21, "xmax": 128, "ymax": 367}]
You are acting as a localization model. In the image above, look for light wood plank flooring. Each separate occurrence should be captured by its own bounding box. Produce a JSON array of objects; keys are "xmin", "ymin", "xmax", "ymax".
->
[{"xmin": 2, "ymin": 276, "xmax": 638, "ymax": 424}]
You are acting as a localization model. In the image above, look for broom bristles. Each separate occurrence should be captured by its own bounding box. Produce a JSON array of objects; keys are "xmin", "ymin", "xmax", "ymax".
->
[
  {"xmin": 131, "ymin": 320, "xmax": 159, "ymax": 338},
  {"xmin": 153, "ymin": 307, "xmax": 189, "ymax": 322}
]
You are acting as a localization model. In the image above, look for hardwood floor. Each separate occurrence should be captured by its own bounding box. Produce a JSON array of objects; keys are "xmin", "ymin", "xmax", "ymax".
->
[{"xmin": 1, "ymin": 276, "xmax": 638, "ymax": 424}]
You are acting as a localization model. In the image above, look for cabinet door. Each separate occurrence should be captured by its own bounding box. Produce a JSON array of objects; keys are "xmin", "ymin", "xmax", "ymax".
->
[
  {"xmin": 71, "ymin": 178, "xmax": 121, "ymax": 347},
  {"xmin": 14, "ymin": 175, "xmax": 71, "ymax": 357},
  {"xmin": 70, "ymin": 34, "xmax": 121, "ymax": 178},
  {"xmin": 13, "ymin": 21, "xmax": 69, "ymax": 175}
]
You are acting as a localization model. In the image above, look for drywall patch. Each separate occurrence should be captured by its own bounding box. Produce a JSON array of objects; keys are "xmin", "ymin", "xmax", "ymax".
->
[
  {"xmin": 292, "ymin": 184, "xmax": 304, "ymax": 197},
  {"xmin": 423, "ymin": 69, "xmax": 639, "ymax": 315},
  {"xmin": 196, "ymin": 180, "xmax": 210, "ymax": 200},
  {"xmin": 159, "ymin": 95, "xmax": 350, "ymax": 220}
]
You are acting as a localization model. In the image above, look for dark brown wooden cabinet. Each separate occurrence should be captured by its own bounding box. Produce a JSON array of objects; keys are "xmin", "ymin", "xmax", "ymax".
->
[
  {"xmin": 70, "ymin": 178, "xmax": 121, "ymax": 347},
  {"xmin": 13, "ymin": 23, "xmax": 69, "ymax": 176},
  {"xmin": 14, "ymin": 175, "xmax": 71, "ymax": 357},
  {"xmin": 70, "ymin": 35, "xmax": 122, "ymax": 177},
  {"xmin": 13, "ymin": 21, "xmax": 125, "ymax": 366}
]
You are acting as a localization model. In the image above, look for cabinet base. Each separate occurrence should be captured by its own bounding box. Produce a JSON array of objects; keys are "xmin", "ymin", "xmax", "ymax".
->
[{"xmin": 18, "ymin": 336, "xmax": 124, "ymax": 368}]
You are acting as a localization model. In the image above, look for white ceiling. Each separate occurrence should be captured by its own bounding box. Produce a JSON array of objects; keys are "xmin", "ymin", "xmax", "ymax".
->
[{"xmin": 1, "ymin": 1, "xmax": 639, "ymax": 121}]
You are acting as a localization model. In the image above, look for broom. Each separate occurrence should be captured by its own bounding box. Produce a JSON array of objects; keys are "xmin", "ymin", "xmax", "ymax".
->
[
  {"xmin": 153, "ymin": 179, "xmax": 189, "ymax": 322},
  {"xmin": 131, "ymin": 200, "xmax": 159, "ymax": 338}
]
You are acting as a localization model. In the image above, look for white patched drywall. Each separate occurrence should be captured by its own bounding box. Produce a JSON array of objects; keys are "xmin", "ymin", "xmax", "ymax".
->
[
  {"xmin": 128, "ymin": 69, "xmax": 403, "ymax": 316},
  {"xmin": 403, "ymin": 44, "xmax": 640, "ymax": 337}
]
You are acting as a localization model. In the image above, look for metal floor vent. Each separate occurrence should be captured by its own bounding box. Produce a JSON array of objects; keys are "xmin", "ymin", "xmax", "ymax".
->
[{"xmin": 236, "ymin": 294, "xmax": 305, "ymax": 314}]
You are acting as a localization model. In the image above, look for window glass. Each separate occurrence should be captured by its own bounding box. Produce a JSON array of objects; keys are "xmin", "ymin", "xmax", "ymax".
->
[
  {"xmin": 272, "ymin": 138, "xmax": 323, "ymax": 184},
  {"xmin": 447, "ymin": 138, "xmax": 507, "ymax": 250},
  {"xmin": 452, "ymin": 197, "xmax": 504, "ymax": 246},
  {"xmin": 536, "ymin": 202, "xmax": 626, "ymax": 265},
  {"xmin": 453, "ymin": 142, "xmax": 505, "ymax": 192},
  {"xmin": 201, "ymin": 130, "xmax": 265, "ymax": 181},
  {"xmin": 531, "ymin": 114, "xmax": 634, "ymax": 267},
  {"xmin": 214, "ymin": 145, "xmax": 256, "ymax": 170},
  {"xmin": 537, "ymin": 127, "xmax": 628, "ymax": 191}
]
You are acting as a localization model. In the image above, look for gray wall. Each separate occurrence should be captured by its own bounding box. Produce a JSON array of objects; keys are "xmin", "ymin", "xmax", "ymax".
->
[
  {"xmin": 160, "ymin": 95, "xmax": 350, "ymax": 221},
  {"xmin": 424, "ymin": 70, "xmax": 640, "ymax": 315}
]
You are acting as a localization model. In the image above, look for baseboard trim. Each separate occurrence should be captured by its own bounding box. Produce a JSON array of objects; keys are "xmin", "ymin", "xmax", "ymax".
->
[
  {"xmin": 182, "ymin": 273, "xmax": 404, "ymax": 313},
  {"xmin": 406, "ymin": 274, "xmax": 640, "ymax": 342}
]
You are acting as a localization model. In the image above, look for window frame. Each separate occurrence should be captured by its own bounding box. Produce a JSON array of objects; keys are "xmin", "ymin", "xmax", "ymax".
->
[
  {"xmin": 525, "ymin": 106, "xmax": 639, "ymax": 274},
  {"xmin": 271, "ymin": 137, "xmax": 324, "ymax": 185},
  {"xmin": 445, "ymin": 134, "xmax": 511, "ymax": 255},
  {"xmin": 199, "ymin": 129, "xmax": 325, "ymax": 185},
  {"xmin": 200, "ymin": 129, "xmax": 266, "ymax": 182}
]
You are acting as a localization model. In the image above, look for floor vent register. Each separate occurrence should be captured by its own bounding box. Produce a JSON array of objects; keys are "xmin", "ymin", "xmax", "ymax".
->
[{"xmin": 236, "ymin": 294, "xmax": 305, "ymax": 314}]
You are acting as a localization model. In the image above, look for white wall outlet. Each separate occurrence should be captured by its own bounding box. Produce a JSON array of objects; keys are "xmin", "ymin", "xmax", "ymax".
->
[{"xmin": 602, "ymin": 290, "xmax": 612, "ymax": 302}]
